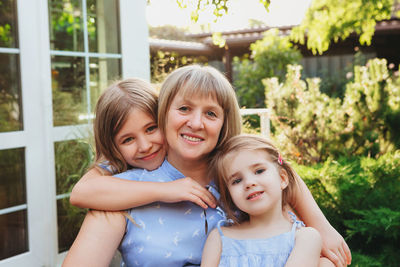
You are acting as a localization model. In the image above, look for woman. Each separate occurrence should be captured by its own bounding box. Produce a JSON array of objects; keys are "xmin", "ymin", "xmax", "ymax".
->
[{"xmin": 64, "ymin": 65, "xmax": 350, "ymax": 267}]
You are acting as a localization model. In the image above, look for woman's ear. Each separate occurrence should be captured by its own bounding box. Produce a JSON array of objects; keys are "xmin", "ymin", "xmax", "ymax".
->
[{"xmin": 280, "ymin": 169, "xmax": 289, "ymax": 190}]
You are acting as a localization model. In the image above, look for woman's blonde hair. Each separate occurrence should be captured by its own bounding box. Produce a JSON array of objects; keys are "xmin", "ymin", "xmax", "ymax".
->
[
  {"xmin": 93, "ymin": 78, "xmax": 158, "ymax": 173},
  {"xmin": 158, "ymin": 65, "xmax": 241, "ymax": 152},
  {"xmin": 209, "ymin": 134, "xmax": 300, "ymax": 223}
]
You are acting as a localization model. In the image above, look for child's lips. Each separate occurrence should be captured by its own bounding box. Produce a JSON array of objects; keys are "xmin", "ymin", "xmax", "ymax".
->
[
  {"xmin": 139, "ymin": 149, "xmax": 159, "ymax": 161},
  {"xmin": 246, "ymin": 191, "xmax": 264, "ymax": 200}
]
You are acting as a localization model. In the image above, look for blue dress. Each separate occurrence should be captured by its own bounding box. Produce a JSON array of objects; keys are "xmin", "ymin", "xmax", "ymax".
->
[
  {"xmin": 217, "ymin": 213, "xmax": 304, "ymax": 267},
  {"xmin": 114, "ymin": 159, "xmax": 226, "ymax": 267}
]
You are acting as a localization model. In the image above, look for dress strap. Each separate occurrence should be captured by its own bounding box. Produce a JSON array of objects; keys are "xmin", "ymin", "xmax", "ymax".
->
[
  {"xmin": 216, "ymin": 219, "xmax": 225, "ymax": 236},
  {"xmin": 288, "ymin": 211, "xmax": 305, "ymax": 232}
]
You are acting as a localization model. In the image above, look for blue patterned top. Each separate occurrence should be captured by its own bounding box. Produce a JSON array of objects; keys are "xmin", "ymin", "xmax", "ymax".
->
[
  {"xmin": 217, "ymin": 212, "xmax": 304, "ymax": 267},
  {"xmin": 114, "ymin": 159, "xmax": 226, "ymax": 267}
]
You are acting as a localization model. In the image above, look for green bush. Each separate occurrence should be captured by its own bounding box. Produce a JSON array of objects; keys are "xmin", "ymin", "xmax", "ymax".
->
[
  {"xmin": 233, "ymin": 29, "xmax": 302, "ymax": 109},
  {"xmin": 295, "ymin": 151, "xmax": 400, "ymax": 266},
  {"xmin": 265, "ymin": 58, "xmax": 400, "ymax": 164}
]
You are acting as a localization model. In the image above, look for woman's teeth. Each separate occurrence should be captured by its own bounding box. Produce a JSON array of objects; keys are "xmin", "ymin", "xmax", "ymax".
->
[{"xmin": 182, "ymin": 135, "xmax": 202, "ymax": 142}]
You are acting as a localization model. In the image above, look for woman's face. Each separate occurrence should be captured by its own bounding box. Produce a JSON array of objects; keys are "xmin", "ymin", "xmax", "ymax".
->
[{"xmin": 165, "ymin": 92, "xmax": 224, "ymax": 163}]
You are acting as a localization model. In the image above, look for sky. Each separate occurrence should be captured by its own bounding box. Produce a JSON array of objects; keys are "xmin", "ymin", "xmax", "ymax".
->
[{"xmin": 146, "ymin": 0, "xmax": 313, "ymax": 32}]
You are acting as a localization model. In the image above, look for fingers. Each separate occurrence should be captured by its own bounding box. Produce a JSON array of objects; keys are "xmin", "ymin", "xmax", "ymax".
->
[
  {"xmin": 337, "ymin": 246, "xmax": 346, "ymax": 267},
  {"xmin": 179, "ymin": 178, "xmax": 217, "ymax": 208},
  {"xmin": 192, "ymin": 186, "xmax": 217, "ymax": 208},
  {"xmin": 342, "ymin": 241, "xmax": 352, "ymax": 265},
  {"xmin": 321, "ymin": 247, "xmax": 341, "ymax": 267}
]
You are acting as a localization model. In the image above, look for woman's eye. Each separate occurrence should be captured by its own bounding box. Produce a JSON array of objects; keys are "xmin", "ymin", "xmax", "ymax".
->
[
  {"xmin": 206, "ymin": 111, "xmax": 217, "ymax": 117},
  {"xmin": 146, "ymin": 125, "xmax": 158, "ymax": 133},
  {"xmin": 178, "ymin": 106, "xmax": 189, "ymax": 112},
  {"xmin": 255, "ymin": 168, "xmax": 265, "ymax": 175},
  {"xmin": 231, "ymin": 178, "xmax": 242, "ymax": 185},
  {"xmin": 122, "ymin": 137, "xmax": 134, "ymax": 144}
]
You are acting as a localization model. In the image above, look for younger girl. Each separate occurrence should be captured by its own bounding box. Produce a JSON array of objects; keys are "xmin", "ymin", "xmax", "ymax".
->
[{"xmin": 202, "ymin": 135, "xmax": 323, "ymax": 267}]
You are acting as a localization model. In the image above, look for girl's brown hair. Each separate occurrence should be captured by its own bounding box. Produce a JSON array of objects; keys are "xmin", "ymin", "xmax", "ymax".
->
[
  {"xmin": 158, "ymin": 65, "xmax": 242, "ymax": 152},
  {"xmin": 209, "ymin": 134, "xmax": 300, "ymax": 223},
  {"xmin": 93, "ymin": 78, "xmax": 158, "ymax": 173}
]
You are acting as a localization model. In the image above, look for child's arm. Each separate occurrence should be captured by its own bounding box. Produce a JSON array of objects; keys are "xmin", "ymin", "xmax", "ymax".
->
[
  {"xmin": 62, "ymin": 210, "xmax": 125, "ymax": 267},
  {"xmin": 290, "ymin": 178, "xmax": 351, "ymax": 266},
  {"xmin": 201, "ymin": 228, "xmax": 222, "ymax": 267},
  {"xmin": 285, "ymin": 227, "xmax": 322, "ymax": 267},
  {"xmin": 70, "ymin": 168, "xmax": 217, "ymax": 211}
]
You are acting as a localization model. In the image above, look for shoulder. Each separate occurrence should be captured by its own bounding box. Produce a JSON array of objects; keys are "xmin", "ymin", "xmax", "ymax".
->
[{"xmin": 208, "ymin": 228, "xmax": 222, "ymax": 241}]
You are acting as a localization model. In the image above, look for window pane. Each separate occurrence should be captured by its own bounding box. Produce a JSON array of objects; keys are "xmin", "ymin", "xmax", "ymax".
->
[
  {"xmin": 48, "ymin": 0, "xmax": 84, "ymax": 51},
  {"xmin": 87, "ymin": 0, "xmax": 120, "ymax": 53},
  {"xmin": 89, "ymin": 58, "xmax": 121, "ymax": 114},
  {"xmin": 0, "ymin": 53, "xmax": 22, "ymax": 132},
  {"xmin": 52, "ymin": 56, "xmax": 87, "ymax": 126},
  {"xmin": 0, "ymin": 148, "xmax": 26, "ymax": 210},
  {"xmin": 0, "ymin": 148, "xmax": 27, "ymax": 260},
  {"xmin": 54, "ymin": 139, "xmax": 93, "ymax": 195},
  {"xmin": 0, "ymin": 210, "xmax": 28, "ymax": 260},
  {"xmin": 0, "ymin": 0, "xmax": 18, "ymax": 48},
  {"xmin": 57, "ymin": 198, "xmax": 85, "ymax": 253},
  {"xmin": 54, "ymin": 139, "xmax": 92, "ymax": 252}
]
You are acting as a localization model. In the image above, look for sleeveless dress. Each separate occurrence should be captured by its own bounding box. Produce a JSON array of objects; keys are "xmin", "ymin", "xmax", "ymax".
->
[{"xmin": 217, "ymin": 212, "xmax": 304, "ymax": 267}]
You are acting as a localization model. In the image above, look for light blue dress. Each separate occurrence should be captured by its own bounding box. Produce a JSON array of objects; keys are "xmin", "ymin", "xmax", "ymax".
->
[
  {"xmin": 217, "ymin": 212, "xmax": 304, "ymax": 267},
  {"xmin": 113, "ymin": 159, "xmax": 226, "ymax": 267}
]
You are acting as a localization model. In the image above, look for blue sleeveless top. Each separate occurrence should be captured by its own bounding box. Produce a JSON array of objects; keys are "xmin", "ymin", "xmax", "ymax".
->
[
  {"xmin": 114, "ymin": 159, "xmax": 226, "ymax": 267},
  {"xmin": 217, "ymin": 212, "xmax": 304, "ymax": 267}
]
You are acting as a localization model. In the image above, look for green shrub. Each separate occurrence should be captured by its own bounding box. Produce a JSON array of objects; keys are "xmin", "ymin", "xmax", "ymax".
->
[
  {"xmin": 233, "ymin": 29, "xmax": 302, "ymax": 109},
  {"xmin": 265, "ymin": 58, "xmax": 400, "ymax": 164},
  {"xmin": 295, "ymin": 151, "xmax": 400, "ymax": 266}
]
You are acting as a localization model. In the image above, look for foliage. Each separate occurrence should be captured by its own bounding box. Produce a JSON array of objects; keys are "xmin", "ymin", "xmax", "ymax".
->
[
  {"xmin": 291, "ymin": 0, "xmax": 396, "ymax": 55},
  {"xmin": 151, "ymin": 50, "xmax": 208, "ymax": 84},
  {"xmin": 295, "ymin": 151, "xmax": 400, "ymax": 266},
  {"xmin": 0, "ymin": 0, "xmax": 17, "ymax": 47},
  {"xmin": 233, "ymin": 29, "xmax": 302, "ymax": 109},
  {"xmin": 54, "ymin": 138, "xmax": 94, "ymax": 252},
  {"xmin": 264, "ymin": 58, "xmax": 400, "ymax": 164},
  {"xmin": 176, "ymin": 0, "xmax": 270, "ymax": 22}
]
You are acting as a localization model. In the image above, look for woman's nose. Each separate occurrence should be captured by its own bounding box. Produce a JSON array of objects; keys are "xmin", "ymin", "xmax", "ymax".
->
[{"xmin": 187, "ymin": 111, "xmax": 204, "ymax": 130}]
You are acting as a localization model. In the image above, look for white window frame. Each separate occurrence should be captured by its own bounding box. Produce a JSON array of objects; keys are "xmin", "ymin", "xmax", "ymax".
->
[{"xmin": 0, "ymin": 0, "xmax": 149, "ymax": 266}]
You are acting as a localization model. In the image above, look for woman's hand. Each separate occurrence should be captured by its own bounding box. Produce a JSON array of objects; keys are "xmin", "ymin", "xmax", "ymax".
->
[
  {"xmin": 161, "ymin": 177, "xmax": 217, "ymax": 209},
  {"xmin": 320, "ymin": 225, "xmax": 351, "ymax": 267}
]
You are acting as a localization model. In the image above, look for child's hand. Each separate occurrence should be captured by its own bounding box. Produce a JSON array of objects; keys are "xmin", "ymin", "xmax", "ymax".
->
[
  {"xmin": 320, "ymin": 225, "xmax": 351, "ymax": 267},
  {"xmin": 161, "ymin": 178, "xmax": 217, "ymax": 209}
]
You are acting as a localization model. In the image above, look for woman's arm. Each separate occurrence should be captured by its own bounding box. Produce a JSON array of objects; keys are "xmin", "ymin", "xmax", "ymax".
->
[
  {"xmin": 285, "ymin": 227, "xmax": 322, "ymax": 267},
  {"xmin": 70, "ymin": 168, "xmax": 217, "ymax": 211},
  {"xmin": 290, "ymin": 178, "xmax": 351, "ymax": 267},
  {"xmin": 201, "ymin": 228, "xmax": 222, "ymax": 267},
  {"xmin": 62, "ymin": 210, "xmax": 126, "ymax": 267}
]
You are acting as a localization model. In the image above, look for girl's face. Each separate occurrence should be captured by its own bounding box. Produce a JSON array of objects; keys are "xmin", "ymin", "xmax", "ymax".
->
[
  {"xmin": 114, "ymin": 108, "xmax": 166, "ymax": 171},
  {"xmin": 165, "ymin": 92, "xmax": 224, "ymax": 163},
  {"xmin": 225, "ymin": 149, "xmax": 288, "ymax": 217}
]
